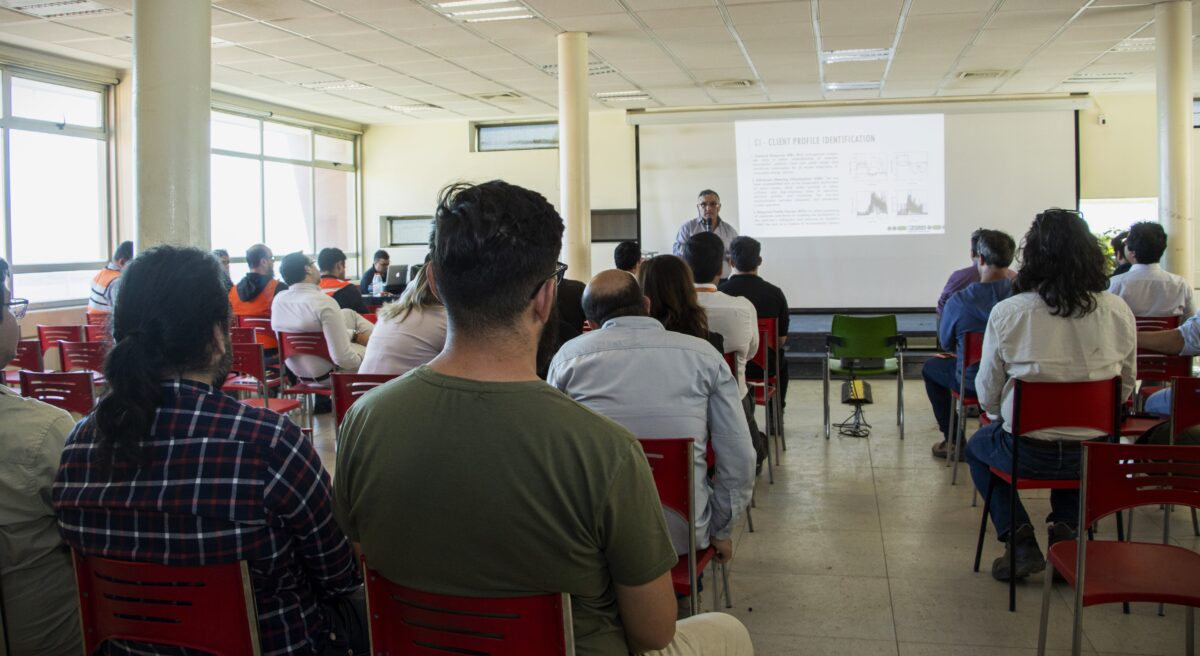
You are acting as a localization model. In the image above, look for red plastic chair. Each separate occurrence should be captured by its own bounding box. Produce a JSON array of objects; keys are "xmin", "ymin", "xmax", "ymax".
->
[
  {"xmin": 5, "ymin": 339, "xmax": 42, "ymax": 386},
  {"xmin": 361, "ymin": 313, "xmax": 377, "ymax": 324},
  {"xmin": 19, "ymin": 370, "xmax": 95, "ymax": 415},
  {"xmin": 230, "ymin": 326, "xmax": 257, "ymax": 344},
  {"xmin": 72, "ymin": 551, "xmax": 261, "ymax": 655},
  {"xmin": 85, "ymin": 313, "xmax": 109, "ymax": 327},
  {"xmin": 278, "ymin": 331, "xmax": 336, "ymax": 431},
  {"xmin": 84, "ymin": 323, "xmax": 111, "ymax": 344},
  {"xmin": 1131, "ymin": 315, "xmax": 1188, "ymax": 412},
  {"xmin": 1035, "ymin": 442, "xmax": 1200, "ymax": 656},
  {"xmin": 745, "ymin": 317, "xmax": 782, "ymax": 478},
  {"xmin": 58, "ymin": 340, "xmax": 107, "ymax": 383},
  {"xmin": 637, "ymin": 437, "xmax": 730, "ymax": 615},
  {"xmin": 973, "ymin": 377, "xmax": 1122, "ymax": 612},
  {"xmin": 1169, "ymin": 377, "xmax": 1200, "ymax": 537},
  {"xmin": 36, "ymin": 325, "xmax": 84, "ymax": 369},
  {"xmin": 223, "ymin": 342, "xmax": 300, "ymax": 416},
  {"xmin": 948, "ymin": 331, "xmax": 986, "ymax": 483},
  {"xmin": 330, "ymin": 372, "xmax": 395, "ymax": 427},
  {"xmin": 362, "ymin": 561, "xmax": 573, "ymax": 656},
  {"xmin": 235, "ymin": 315, "xmax": 277, "ymax": 351}
]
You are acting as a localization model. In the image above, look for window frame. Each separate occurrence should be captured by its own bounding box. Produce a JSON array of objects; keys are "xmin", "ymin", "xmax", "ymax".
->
[
  {"xmin": 2, "ymin": 66, "xmax": 111, "ymax": 309},
  {"xmin": 472, "ymin": 120, "xmax": 559, "ymax": 152}
]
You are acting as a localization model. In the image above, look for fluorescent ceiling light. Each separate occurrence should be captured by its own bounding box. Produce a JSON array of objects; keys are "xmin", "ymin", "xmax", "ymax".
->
[
  {"xmin": 1063, "ymin": 72, "xmax": 1132, "ymax": 83},
  {"xmin": 822, "ymin": 48, "xmax": 892, "ymax": 64},
  {"xmin": 385, "ymin": 104, "xmax": 440, "ymax": 112},
  {"xmin": 435, "ymin": 0, "xmax": 510, "ymax": 7},
  {"xmin": 301, "ymin": 80, "xmax": 372, "ymax": 91},
  {"xmin": 1110, "ymin": 37, "xmax": 1154, "ymax": 53},
  {"xmin": 824, "ymin": 81, "xmax": 882, "ymax": 91},
  {"xmin": 451, "ymin": 6, "xmax": 524, "ymax": 16},
  {"xmin": 465, "ymin": 13, "xmax": 532, "ymax": 22},
  {"xmin": 11, "ymin": 0, "xmax": 112, "ymax": 18},
  {"xmin": 594, "ymin": 90, "xmax": 649, "ymax": 98}
]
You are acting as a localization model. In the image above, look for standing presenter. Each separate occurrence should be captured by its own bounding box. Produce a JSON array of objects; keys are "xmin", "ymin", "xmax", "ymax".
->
[{"xmin": 673, "ymin": 189, "xmax": 739, "ymax": 278}]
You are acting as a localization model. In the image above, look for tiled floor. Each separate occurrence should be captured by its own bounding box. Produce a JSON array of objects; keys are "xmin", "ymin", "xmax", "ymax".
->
[{"xmin": 308, "ymin": 378, "xmax": 1200, "ymax": 656}]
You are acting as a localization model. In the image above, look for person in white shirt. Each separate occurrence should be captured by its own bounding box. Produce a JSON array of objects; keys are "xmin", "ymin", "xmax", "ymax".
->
[
  {"xmin": 967, "ymin": 208, "xmax": 1136, "ymax": 583},
  {"xmin": 272, "ymin": 252, "xmax": 373, "ymax": 384},
  {"xmin": 683, "ymin": 231, "xmax": 766, "ymax": 470},
  {"xmin": 1107, "ymin": 221, "xmax": 1194, "ymax": 317},
  {"xmin": 359, "ymin": 264, "xmax": 446, "ymax": 376}
]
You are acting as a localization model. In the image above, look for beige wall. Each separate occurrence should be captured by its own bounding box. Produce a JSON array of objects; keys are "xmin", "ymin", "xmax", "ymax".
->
[
  {"xmin": 1078, "ymin": 93, "xmax": 1159, "ymax": 199},
  {"xmin": 360, "ymin": 110, "xmax": 637, "ymax": 281}
]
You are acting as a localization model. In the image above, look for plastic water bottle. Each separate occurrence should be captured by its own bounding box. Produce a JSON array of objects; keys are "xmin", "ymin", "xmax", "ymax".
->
[{"xmin": 371, "ymin": 276, "xmax": 384, "ymax": 297}]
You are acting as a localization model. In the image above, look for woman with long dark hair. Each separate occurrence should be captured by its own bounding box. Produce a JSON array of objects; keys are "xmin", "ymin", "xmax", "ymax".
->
[
  {"xmin": 967, "ymin": 208, "xmax": 1136, "ymax": 583},
  {"xmin": 637, "ymin": 254, "xmax": 724, "ymax": 353}
]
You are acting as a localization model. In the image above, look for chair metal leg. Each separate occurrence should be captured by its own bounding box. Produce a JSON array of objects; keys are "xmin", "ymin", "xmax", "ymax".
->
[
  {"xmin": 1192, "ymin": 508, "xmax": 1199, "ymax": 537},
  {"xmin": 710, "ymin": 560, "xmax": 718, "ymax": 613},
  {"xmin": 950, "ymin": 405, "xmax": 966, "ymax": 485},
  {"xmin": 1037, "ymin": 559, "xmax": 1054, "ymax": 656},
  {"xmin": 1009, "ymin": 467, "xmax": 1019, "ymax": 612},
  {"xmin": 946, "ymin": 395, "xmax": 957, "ymax": 470},
  {"xmin": 974, "ymin": 476, "xmax": 995, "ymax": 572},
  {"xmin": 746, "ymin": 504, "xmax": 754, "ymax": 533},
  {"xmin": 720, "ymin": 561, "xmax": 732, "ymax": 609},
  {"xmin": 1186, "ymin": 605, "xmax": 1195, "ymax": 656},
  {"xmin": 1115, "ymin": 512, "xmax": 1129, "ymax": 615},
  {"xmin": 823, "ymin": 358, "xmax": 831, "ymax": 439},
  {"xmin": 764, "ymin": 417, "xmax": 774, "ymax": 485},
  {"xmin": 897, "ymin": 360, "xmax": 905, "ymax": 439}
]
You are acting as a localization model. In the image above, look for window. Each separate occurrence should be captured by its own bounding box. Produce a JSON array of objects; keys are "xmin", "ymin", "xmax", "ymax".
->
[
  {"xmin": 209, "ymin": 112, "xmax": 359, "ymax": 269},
  {"xmin": 474, "ymin": 121, "xmax": 558, "ymax": 152},
  {"xmin": 3, "ymin": 71, "xmax": 110, "ymax": 306},
  {"xmin": 1078, "ymin": 197, "xmax": 1159, "ymax": 235}
]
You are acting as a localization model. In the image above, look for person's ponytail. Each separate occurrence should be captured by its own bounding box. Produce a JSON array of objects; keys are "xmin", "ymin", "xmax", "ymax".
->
[{"xmin": 93, "ymin": 331, "xmax": 163, "ymax": 467}]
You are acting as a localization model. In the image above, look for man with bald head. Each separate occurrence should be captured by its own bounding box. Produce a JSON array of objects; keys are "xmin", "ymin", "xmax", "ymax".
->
[{"xmin": 547, "ymin": 270, "xmax": 755, "ymax": 568}]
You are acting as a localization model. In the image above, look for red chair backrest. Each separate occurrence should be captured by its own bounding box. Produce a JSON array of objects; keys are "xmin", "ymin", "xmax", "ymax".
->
[
  {"xmin": 84, "ymin": 324, "xmax": 110, "ymax": 344},
  {"xmin": 36, "ymin": 325, "xmax": 84, "ymax": 355},
  {"xmin": 1078, "ymin": 442, "xmax": 1200, "ymax": 529},
  {"xmin": 277, "ymin": 331, "xmax": 334, "ymax": 364},
  {"xmin": 751, "ymin": 318, "xmax": 778, "ymax": 370},
  {"xmin": 636, "ymin": 437, "xmax": 696, "ymax": 542},
  {"xmin": 961, "ymin": 331, "xmax": 985, "ymax": 368},
  {"xmin": 362, "ymin": 563, "xmax": 573, "ymax": 656},
  {"xmin": 236, "ymin": 315, "xmax": 277, "ymax": 350},
  {"xmin": 330, "ymin": 373, "xmax": 395, "ymax": 427},
  {"xmin": 1135, "ymin": 315, "xmax": 1182, "ymax": 332},
  {"xmin": 1170, "ymin": 376, "xmax": 1200, "ymax": 442},
  {"xmin": 72, "ymin": 551, "xmax": 261, "ymax": 655},
  {"xmin": 86, "ymin": 313, "xmax": 109, "ymax": 327},
  {"xmin": 58, "ymin": 340, "xmax": 107, "ymax": 374},
  {"xmin": 722, "ymin": 352, "xmax": 735, "ymax": 375},
  {"xmin": 229, "ymin": 343, "xmax": 271, "ymax": 396},
  {"xmin": 1010, "ymin": 377, "xmax": 1121, "ymax": 438},
  {"xmin": 230, "ymin": 327, "xmax": 257, "ymax": 345},
  {"xmin": 9, "ymin": 339, "xmax": 42, "ymax": 372},
  {"xmin": 1135, "ymin": 353, "xmax": 1192, "ymax": 381},
  {"xmin": 19, "ymin": 371, "xmax": 94, "ymax": 415},
  {"xmin": 361, "ymin": 313, "xmax": 377, "ymax": 324}
]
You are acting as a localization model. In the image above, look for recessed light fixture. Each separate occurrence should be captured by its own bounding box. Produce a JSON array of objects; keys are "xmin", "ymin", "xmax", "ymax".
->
[
  {"xmin": 301, "ymin": 80, "xmax": 372, "ymax": 91},
  {"xmin": 594, "ymin": 90, "xmax": 647, "ymax": 98},
  {"xmin": 542, "ymin": 62, "xmax": 615, "ymax": 77},
  {"xmin": 11, "ymin": 0, "xmax": 113, "ymax": 18},
  {"xmin": 822, "ymin": 48, "xmax": 892, "ymax": 64},
  {"xmin": 464, "ymin": 13, "xmax": 532, "ymax": 22},
  {"xmin": 451, "ymin": 6, "xmax": 524, "ymax": 16},
  {"xmin": 434, "ymin": 0, "xmax": 510, "ymax": 7},
  {"xmin": 385, "ymin": 104, "xmax": 440, "ymax": 112},
  {"xmin": 708, "ymin": 79, "xmax": 755, "ymax": 89},
  {"xmin": 1110, "ymin": 37, "xmax": 1155, "ymax": 53},
  {"xmin": 1063, "ymin": 72, "xmax": 1132, "ymax": 83},
  {"xmin": 824, "ymin": 81, "xmax": 882, "ymax": 91}
]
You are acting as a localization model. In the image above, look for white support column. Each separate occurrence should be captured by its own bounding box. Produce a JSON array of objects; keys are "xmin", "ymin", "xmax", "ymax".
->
[
  {"xmin": 133, "ymin": 0, "xmax": 211, "ymax": 250},
  {"xmin": 557, "ymin": 32, "xmax": 591, "ymax": 280},
  {"xmin": 1156, "ymin": 0, "xmax": 1192, "ymax": 281}
]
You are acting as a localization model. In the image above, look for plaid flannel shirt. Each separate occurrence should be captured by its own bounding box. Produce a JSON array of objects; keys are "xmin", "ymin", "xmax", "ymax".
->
[{"xmin": 53, "ymin": 379, "xmax": 359, "ymax": 656}]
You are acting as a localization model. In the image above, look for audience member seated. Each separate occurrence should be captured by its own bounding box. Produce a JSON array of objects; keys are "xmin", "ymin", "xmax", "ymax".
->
[
  {"xmin": 638, "ymin": 254, "xmax": 725, "ymax": 354},
  {"xmin": 719, "ymin": 235, "xmax": 791, "ymax": 429},
  {"xmin": 0, "ymin": 265, "xmax": 82, "ymax": 655},
  {"xmin": 87, "ymin": 240, "xmax": 133, "ymax": 316},
  {"xmin": 333, "ymin": 180, "xmax": 753, "ymax": 656},
  {"xmin": 1137, "ymin": 312, "xmax": 1200, "ymax": 418},
  {"xmin": 272, "ymin": 252, "xmax": 373, "ymax": 386},
  {"xmin": 614, "ymin": 240, "xmax": 642, "ymax": 275},
  {"xmin": 966, "ymin": 208, "xmax": 1135, "ymax": 583},
  {"xmin": 1107, "ymin": 221, "xmax": 1194, "ymax": 317},
  {"xmin": 359, "ymin": 249, "xmax": 390, "ymax": 295},
  {"xmin": 318, "ymin": 247, "xmax": 370, "ymax": 314},
  {"xmin": 212, "ymin": 248, "xmax": 233, "ymax": 291},
  {"xmin": 936, "ymin": 230, "xmax": 1017, "ymax": 324},
  {"xmin": 358, "ymin": 263, "xmax": 446, "ymax": 376},
  {"xmin": 548, "ymin": 270, "xmax": 755, "ymax": 560},
  {"xmin": 1110, "ymin": 230, "xmax": 1131, "ymax": 277},
  {"xmin": 924, "ymin": 229, "xmax": 1015, "ymax": 459},
  {"xmin": 538, "ymin": 274, "xmax": 586, "ymax": 379},
  {"xmin": 52, "ymin": 246, "xmax": 367, "ymax": 654},
  {"xmin": 684, "ymin": 232, "xmax": 765, "ymax": 471}
]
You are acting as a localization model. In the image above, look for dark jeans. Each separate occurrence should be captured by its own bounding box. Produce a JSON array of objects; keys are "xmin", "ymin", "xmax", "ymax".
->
[
  {"xmin": 743, "ymin": 393, "xmax": 767, "ymax": 467},
  {"xmin": 966, "ymin": 421, "xmax": 1081, "ymax": 541},
  {"xmin": 922, "ymin": 356, "xmax": 972, "ymax": 439},
  {"xmin": 319, "ymin": 587, "xmax": 370, "ymax": 655}
]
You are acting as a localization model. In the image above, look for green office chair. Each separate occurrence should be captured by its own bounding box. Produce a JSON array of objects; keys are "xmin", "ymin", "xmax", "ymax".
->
[{"xmin": 823, "ymin": 314, "xmax": 907, "ymax": 439}]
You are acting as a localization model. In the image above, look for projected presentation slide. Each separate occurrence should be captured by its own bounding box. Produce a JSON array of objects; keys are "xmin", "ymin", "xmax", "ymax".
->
[{"xmin": 735, "ymin": 114, "xmax": 945, "ymax": 238}]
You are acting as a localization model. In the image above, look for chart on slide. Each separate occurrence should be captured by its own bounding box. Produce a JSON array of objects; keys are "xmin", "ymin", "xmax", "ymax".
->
[{"xmin": 735, "ymin": 114, "xmax": 945, "ymax": 238}]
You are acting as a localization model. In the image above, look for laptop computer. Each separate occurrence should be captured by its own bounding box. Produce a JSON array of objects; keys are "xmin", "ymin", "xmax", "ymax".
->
[{"xmin": 384, "ymin": 264, "xmax": 409, "ymax": 294}]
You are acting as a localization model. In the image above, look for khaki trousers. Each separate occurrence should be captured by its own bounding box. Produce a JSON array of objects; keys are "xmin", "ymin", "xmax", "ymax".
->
[{"xmin": 641, "ymin": 612, "xmax": 754, "ymax": 656}]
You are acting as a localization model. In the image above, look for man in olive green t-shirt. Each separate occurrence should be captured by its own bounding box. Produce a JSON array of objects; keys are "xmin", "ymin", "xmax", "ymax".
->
[{"xmin": 333, "ymin": 181, "xmax": 752, "ymax": 656}]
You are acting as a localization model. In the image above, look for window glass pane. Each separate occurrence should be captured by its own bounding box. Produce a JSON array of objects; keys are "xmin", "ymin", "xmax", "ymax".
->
[
  {"xmin": 1078, "ymin": 198, "xmax": 1159, "ymax": 235},
  {"xmin": 211, "ymin": 155, "xmax": 263, "ymax": 256},
  {"xmin": 10, "ymin": 130, "xmax": 106, "ymax": 265},
  {"xmin": 315, "ymin": 167, "xmax": 356, "ymax": 257},
  {"xmin": 264, "ymin": 162, "xmax": 313, "ymax": 255},
  {"xmin": 212, "ymin": 112, "xmax": 261, "ymax": 155},
  {"xmin": 12, "ymin": 77, "xmax": 102, "ymax": 127},
  {"xmin": 13, "ymin": 270, "xmax": 97, "ymax": 305},
  {"xmin": 315, "ymin": 134, "xmax": 354, "ymax": 164},
  {"xmin": 263, "ymin": 122, "xmax": 311, "ymax": 161},
  {"xmin": 476, "ymin": 122, "xmax": 558, "ymax": 152}
]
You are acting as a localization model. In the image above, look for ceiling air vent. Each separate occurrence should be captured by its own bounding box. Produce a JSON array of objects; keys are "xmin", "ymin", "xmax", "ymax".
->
[
  {"xmin": 476, "ymin": 91, "xmax": 523, "ymax": 101},
  {"xmin": 708, "ymin": 79, "xmax": 756, "ymax": 90},
  {"xmin": 5, "ymin": 0, "xmax": 113, "ymax": 18},
  {"xmin": 956, "ymin": 70, "xmax": 1008, "ymax": 80}
]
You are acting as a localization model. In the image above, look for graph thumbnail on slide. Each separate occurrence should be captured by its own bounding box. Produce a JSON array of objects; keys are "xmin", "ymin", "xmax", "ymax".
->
[
  {"xmin": 891, "ymin": 152, "xmax": 928, "ymax": 180},
  {"xmin": 856, "ymin": 191, "xmax": 888, "ymax": 216},
  {"xmin": 852, "ymin": 154, "xmax": 888, "ymax": 181},
  {"xmin": 895, "ymin": 191, "xmax": 927, "ymax": 216}
]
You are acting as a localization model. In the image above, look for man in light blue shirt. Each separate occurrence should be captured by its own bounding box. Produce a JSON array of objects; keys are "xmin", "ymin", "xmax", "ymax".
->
[
  {"xmin": 672, "ymin": 190, "xmax": 739, "ymax": 279},
  {"xmin": 547, "ymin": 270, "xmax": 755, "ymax": 562},
  {"xmin": 1137, "ymin": 313, "xmax": 1200, "ymax": 416}
]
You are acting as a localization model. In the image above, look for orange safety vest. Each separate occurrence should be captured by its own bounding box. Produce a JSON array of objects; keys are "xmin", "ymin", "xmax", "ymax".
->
[
  {"xmin": 319, "ymin": 277, "xmax": 352, "ymax": 297},
  {"xmin": 229, "ymin": 279, "xmax": 279, "ymax": 349},
  {"xmin": 87, "ymin": 267, "xmax": 121, "ymax": 315}
]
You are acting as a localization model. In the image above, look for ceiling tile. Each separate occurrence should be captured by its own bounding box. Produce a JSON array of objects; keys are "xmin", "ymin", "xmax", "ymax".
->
[
  {"xmin": 555, "ymin": 13, "xmax": 641, "ymax": 32},
  {"xmin": 0, "ymin": 20, "xmax": 96, "ymax": 42},
  {"xmin": 52, "ymin": 11, "xmax": 132, "ymax": 37},
  {"xmin": 214, "ymin": 0, "xmax": 332, "ymax": 22},
  {"xmin": 250, "ymin": 38, "xmax": 340, "ymax": 58},
  {"xmin": 636, "ymin": 7, "xmax": 725, "ymax": 29},
  {"xmin": 727, "ymin": 1, "xmax": 811, "ymax": 25},
  {"xmin": 226, "ymin": 57, "xmax": 315, "ymax": 76},
  {"xmin": 910, "ymin": 0, "xmax": 997, "ymax": 15},
  {"xmin": 285, "ymin": 50, "xmax": 369, "ymax": 69},
  {"xmin": 335, "ymin": 7, "xmax": 453, "ymax": 32},
  {"xmin": 62, "ymin": 37, "xmax": 130, "ymax": 58},
  {"xmin": 212, "ymin": 21, "xmax": 296, "ymax": 44},
  {"xmin": 823, "ymin": 59, "xmax": 888, "ymax": 82},
  {"xmin": 268, "ymin": 14, "xmax": 366, "ymax": 37}
]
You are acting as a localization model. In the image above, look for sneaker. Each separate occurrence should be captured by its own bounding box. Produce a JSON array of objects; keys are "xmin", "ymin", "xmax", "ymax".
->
[
  {"xmin": 931, "ymin": 440, "xmax": 963, "ymax": 460},
  {"xmin": 991, "ymin": 524, "xmax": 1045, "ymax": 582},
  {"xmin": 1047, "ymin": 522, "xmax": 1077, "ymax": 582}
]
